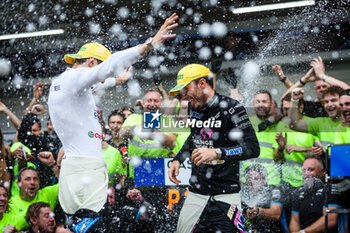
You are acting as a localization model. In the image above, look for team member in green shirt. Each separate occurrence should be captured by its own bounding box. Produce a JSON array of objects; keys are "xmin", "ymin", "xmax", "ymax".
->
[
  {"xmin": 9, "ymin": 167, "xmax": 58, "ymax": 231},
  {"xmin": 120, "ymin": 87, "xmax": 177, "ymax": 159},
  {"xmin": 119, "ymin": 87, "xmax": 181, "ymax": 179},
  {"xmin": 0, "ymin": 184, "xmax": 18, "ymax": 233},
  {"xmin": 9, "ymin": 142, "xmax": 36, "ymax": 197},
  {"xmin": 274, "ymin": 93, "xmax": 318, "ymax": 188},
  {"xmin": 289, "ymin": 86, "xmax": 345, "ymax": 149},
  {"xmin": 102, "ymin": 141, "xmax": 126, "ymax": 185},
  {"xmin": 249, "ymin": 90, "xmax": 281, "ymax": 160}
]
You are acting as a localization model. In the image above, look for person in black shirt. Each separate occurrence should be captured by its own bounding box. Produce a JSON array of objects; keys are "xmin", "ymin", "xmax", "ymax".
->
[
  {"xmin": 168, "ymin": 64, "xmax": 260, "ymax": 233},
  {"xmin": 17, "ymin": 105, "xmax": 61, "ymax": 189},
  {"xmin": 241, "ymin": 164, "xmax": 285, "ymax": 233},
  {"xmin": 289, "ymin": 155, "xmax": 343, "ymax": 233}
]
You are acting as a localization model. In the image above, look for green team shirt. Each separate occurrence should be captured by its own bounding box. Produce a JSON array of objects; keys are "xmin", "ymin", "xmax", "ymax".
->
[
  {"xmin": 9, "ymin": 184, "xmax": 58, "ymax": 231},
  {"xmin": 0, "ymin": 210, "xmax": 20, "ymax": 232},
  {"xmin": 305, "ymin": 117, "xmax": 342, "ymax": 146},
  {"xmin": 334, "ymin": 125, "xmax": 350, "ymax": 144},
  {"xmin": 273, "ymin": 119, "xmax": 318, "ymax": 162},
  {"xmin": 121, "ymin": 113, "xmax": 178, "ymax": 158},
  {"xmin": 102, "ymin": 144, "xmax": 126, "ymax": 184},
  {"xmin": 249, "ymin": 115, "xmax": 278, "ymax": 159}
]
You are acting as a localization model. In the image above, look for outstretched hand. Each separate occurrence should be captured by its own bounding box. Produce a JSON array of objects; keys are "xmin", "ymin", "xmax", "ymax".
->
[
  {"xmin": 33, "ymin": 82, "xmax": 44, "ymax": 99},
  {"xmin": 310, "ymin": 56, "xmax": 325, "ymax": 80},
  {"xmin": 116, "ymin": 66, "xmax": 133, "ymax": 85},
  {"xmin": 291, "ymin": 88, "xmax": 304, "ymax": 101},
  {"xmin": 272, "ymin": 65, "xmax": 285, "ymax": 79},
  {"xmin": 152, "ymin": 13, "xmax": 179, "ymax": 49}
]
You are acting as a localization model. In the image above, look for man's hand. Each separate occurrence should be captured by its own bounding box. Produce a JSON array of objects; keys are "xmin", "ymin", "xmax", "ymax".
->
[
  {"xmin": 162, "ymin": 133, "xmax": 176, "ymax": 150},
  {"xmin": 272, "ymin": 65, "xmax": 285, "ymax": 80},
  {"xmin": 2, "ymin": 225, "xmax": 17, "ymax": 233},
  {"xmin": 246, "ymin": 207, "xmax": 259, "ymax": 219},
  {"xmin": 116, "ymin": 66, "xmax": 133, "ymax": 85},
  {"xmin": 151, "ymin": 13, "xmax": 179, "ymax": 49},
  {"xmin": 31, "ymin": 104, "xmax": 47, "ymax": 115},
  {"xmin": 191, "ymin": 148, "xmax": 218, "ymax": 166},
  {"xmin": 12, "ymin": 147, "xmax": 26, "ymax": 161},
  {"xmin": 310, "ymin": 56, "xmax": 326, "ymax": 80},
  {"xmin": 301, "ymin": 68, "xmax": 317, "ymax": 83},
  {"xmin": 101, "ymin": 141, "xmax": 109, "ymax": 150},
  {"xmin": 38, "ymin": 151, "xmax": 55, "ymax": 166},
  {"xmin": 311, "ymin": 146, "xmax": 323, "ymax": 156},
  {"xmin": 33, "ymin": 82, "xmax": 44, "ymax": 99},
  {"xmin": 291, "ymin": 88, "xmax": 304, "ymax": 101},
  {"xmin": 169, "ymin": 160, "xmax": 181, "ymax": 185},
  {"xmin": 126, "ymin": 189, "xmax": 143, "ymax": 201},
  {"xmin": 275, "ymin": 132, "xmax": 287, "ymax": 150}
]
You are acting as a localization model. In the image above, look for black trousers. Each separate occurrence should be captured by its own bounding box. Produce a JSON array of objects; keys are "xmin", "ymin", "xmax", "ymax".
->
[{"xmin": 192, "ymin": 198, "xmax": 240, "ymax": 233}]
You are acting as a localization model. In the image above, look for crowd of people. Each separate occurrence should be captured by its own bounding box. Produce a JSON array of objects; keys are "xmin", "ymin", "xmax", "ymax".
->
[{"xmin": 0, "ymin": 12, "xmax": 350, "ymax": 233}]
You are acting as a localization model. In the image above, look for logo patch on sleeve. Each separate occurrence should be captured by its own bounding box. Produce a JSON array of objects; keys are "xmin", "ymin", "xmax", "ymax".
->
[{"xmin": 225, "ymin": 147, "xmax": 242, "ymax": 156}]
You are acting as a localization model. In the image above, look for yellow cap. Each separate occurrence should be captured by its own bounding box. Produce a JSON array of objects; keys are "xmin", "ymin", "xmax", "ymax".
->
[
  {"xmin": 169, "ymin": 64, "xmax": 211, "ymax": 96},
  {"xmin": 64, "ymin": 42, "xmax": 112, "ymax": 64}
]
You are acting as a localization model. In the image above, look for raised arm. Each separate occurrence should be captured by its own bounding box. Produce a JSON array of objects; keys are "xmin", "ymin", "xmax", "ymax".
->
[
  {"xmin": 280, "ymin": 68, "xmax": 315, "ymax": 101},
  {"xmin": 17, "ymin": 104, "xmax": 48, "ymax": 153},
  {"xmin": 138, "ymin": 13, "xmax": 178, "ymax": 56},
  {"xmin": 0, "ymin": 101, "xmax": 21, "ymax": 129},
  {"xmin": 74, "ymin": 13, "xmax": 179, "ymax": 94},
  {"xmin": 272, "ymin": 65, "xmax": 293, "ymax": 88},
  {"xmin": 38, "ymin": 151, "xmax": 60, "ymax": 178},
  {"xmin": 288, "ymin": 88, "xmax": 308, "ymax": 132},
  {"xmin": 25, "ymin": 82, "xmax": 44, "ymax": 115},
  {"xmin": 311, "ymin": 56, "xmax": 350, "ymax": 90}
]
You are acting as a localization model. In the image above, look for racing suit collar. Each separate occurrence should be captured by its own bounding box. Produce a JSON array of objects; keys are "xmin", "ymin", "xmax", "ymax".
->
[{"xmin": 196, "ymin": 93, "xmax": 219, "ymax": 113}]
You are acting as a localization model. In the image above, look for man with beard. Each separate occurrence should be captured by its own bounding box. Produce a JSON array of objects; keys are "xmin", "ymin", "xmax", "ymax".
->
[
  {"xmin": 289, "ymin": 86, "xmax": 344, "ymax": 149},
  {"xmin": 249, "ymin": 90, "xmax": 282, "ymax": 160},
  {"xmin": 335, "ymin": 89, "xmax": 350, "ymax": 144},
  {"xmin": 168, "ymin": 64, "xmax": 259, "ymax": 233},
  {"xmin": 241, "ymin": 164, "xmax": 285, "ymax": 233},
  {"xmin": 289, "ymin": 155, "xmax": 343, "ymax": 233},
  {"xmin": 22, "ymin": 202, "xmax": 56, "ymax": 233}
]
